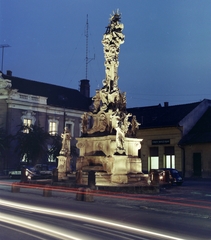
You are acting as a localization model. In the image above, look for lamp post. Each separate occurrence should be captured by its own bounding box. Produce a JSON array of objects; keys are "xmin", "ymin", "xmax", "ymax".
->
[{"xmin": 0, "ymin": 44, "xmax": 10, "ymax": 72}]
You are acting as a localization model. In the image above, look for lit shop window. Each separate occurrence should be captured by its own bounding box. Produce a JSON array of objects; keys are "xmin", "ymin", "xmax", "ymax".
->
[
  {"xmin": 165, "ymin": 147, "xmax": 175, "ymax": 168},
  {"xmin": 150, "ymin": 147, "xmax": 159, "ymax": 169}
]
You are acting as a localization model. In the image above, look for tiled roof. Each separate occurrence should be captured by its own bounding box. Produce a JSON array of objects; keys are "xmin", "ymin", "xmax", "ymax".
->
[
  {"xmin": 178, "ymin": 107, "xmax": 211, "ymax": 145},
  {"xmin": 127, "ymin": 101, "xmax": 201, "ymax": 128},
  {"xmin": 2, "ymin": 73, "xmax": 92, "ymax": 111}
]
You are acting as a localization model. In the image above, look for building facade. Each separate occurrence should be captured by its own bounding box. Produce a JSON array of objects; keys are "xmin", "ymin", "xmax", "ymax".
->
[
  {"xmin": 1, "ymin": 71, "xmax": 210, "ymax": 178},
  {"xmin": 129, "ymin": 99, "xmax": 211, "ymax": 178},
  {"xmin": 0, "ymin": 71, "xmax": 91, "ymax": 172}
]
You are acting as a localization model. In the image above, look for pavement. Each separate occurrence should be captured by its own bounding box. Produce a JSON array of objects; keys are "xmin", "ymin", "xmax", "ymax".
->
[{"xmin": 1, "ymin": 176, "xmax": 211, "ymax": 221}]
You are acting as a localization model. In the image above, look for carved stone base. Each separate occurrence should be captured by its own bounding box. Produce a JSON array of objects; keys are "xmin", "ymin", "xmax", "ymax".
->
[
  {"xmin": 76, "ymin": 156, "xmax": 142, "ymax": 185},
  {"xmin": 76, "ymin": 135, "xmax": 143, "ymax": 186},
  {"xmin": 111, "ymin": 174, "xmax": 128, "ymax": 184},
  {"xmin": 57, "ymin": 155, "xmax": 71, "ymax": 181}
]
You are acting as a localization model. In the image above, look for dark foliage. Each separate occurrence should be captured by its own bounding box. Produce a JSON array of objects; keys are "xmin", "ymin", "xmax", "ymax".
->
[
  {"xmin": 0, "ymin": 127, "xmax": 10, "ymax": 158},
  {"xmin": 14, "ymin": 124, "xmax": 50, "ymax": 165}
]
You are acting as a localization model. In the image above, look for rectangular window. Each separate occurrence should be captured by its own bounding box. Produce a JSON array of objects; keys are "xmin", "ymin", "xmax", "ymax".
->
[
  {"xmin": 66, "ymin": 123, "xmax": 73, "ymax": 135},
  {"xmin": 48, "ymin": 154, "xmax": 56, "ymax": 163},
  {"xmin": 49, "ymin": 121, "xmax": 57, "ymax": 135},
  {"xmin": 65, "ymin": 121, "xmax": 75, "ymax": 137},
  {"xmin": 151, "ymin": 156, "xmax": 159, "ymax": 169},
  {"xmin": 23, "ymin": 118, "xmax": 32, "ymax": 126},
  {"xmin": 23, "ymin": 118, "xmax": 32, "ymax": 133},
  {"xmin": 165, "ymin": 147, "xmax": 175, "ymax": 168},
  {"xmin": 150, "ymin": 147, "xmax": 159, "ymax": 169},
  {"xmin": 166, "ymin": 155, "xmax": 175, "ymax": 168}
]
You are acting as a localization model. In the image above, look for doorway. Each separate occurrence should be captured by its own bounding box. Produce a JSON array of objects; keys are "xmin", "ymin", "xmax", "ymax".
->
[
  {"xmin": 88, "ymin": 170, "xmax": 96, "ymax": 189},
  {"xmin": 193, "ymin": 153, "xmax": 201, "ymax": 177}
]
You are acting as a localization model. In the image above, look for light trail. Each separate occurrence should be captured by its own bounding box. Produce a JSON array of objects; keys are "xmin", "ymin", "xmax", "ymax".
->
[
  {"xmin": 0, "ymin": 222, "xmax": 50, "ymax": 240},
  {"xmin": 1, "ymin": 181, "xmax": 210, "ymax": 210},
  {"xmin": 0, "ymin": 199, "xmax": 187, "ymax": 240},
  {"xmin": 0, "ymin": 213, "xmax": 82, "ymax": 240}
]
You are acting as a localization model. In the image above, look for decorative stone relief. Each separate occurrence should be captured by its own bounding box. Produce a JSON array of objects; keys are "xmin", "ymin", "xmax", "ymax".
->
[{"xmin": 0, "ymin": 72, "xmax": 12, "ymax": 95}]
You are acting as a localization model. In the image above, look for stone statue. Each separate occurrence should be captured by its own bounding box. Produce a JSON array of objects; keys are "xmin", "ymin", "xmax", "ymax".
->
[
  {"xmin": 60, "ymin": 127, "xmax": 71, "ymax": 156},
  {"xmin": 131, "ymin": 115, "xmax": 141, "ymax": 136},
  {"xmin": 102, "ymin": 10, "xmax": 125, "ymax": 95},
  {"xmin": 0, "ymin": 73, "xmax": 12, "ymax": 94},
  {"xmin": 81, "ymin": 112, "xmax": 88, "ymax": 134},
  {"xmin": 115, "ymin": 121, "xmax": 125, "ymax": 151},
  {"xmin": 122, "ymin": 113, "xmax": 132, "ymax": 134},
  {"xmin": 92, "ymin": 90, "xmax": 101, "ymax": 112}
]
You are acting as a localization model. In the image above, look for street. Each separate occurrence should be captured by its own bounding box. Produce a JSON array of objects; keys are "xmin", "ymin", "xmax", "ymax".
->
[{"xmin": 0, "ymin": 179, "xmax": 211, "ymax": 240}]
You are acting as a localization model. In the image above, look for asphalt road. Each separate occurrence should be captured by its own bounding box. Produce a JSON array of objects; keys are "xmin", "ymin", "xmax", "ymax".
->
[{"xmin": 0, "ymin": 179, "xmax": 210, "ymax": 240}]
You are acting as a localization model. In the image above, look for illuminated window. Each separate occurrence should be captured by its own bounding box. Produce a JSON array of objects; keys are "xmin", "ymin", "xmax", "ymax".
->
[
  {"xmin": 48, "ymin": 153, "xmax": 56, "ymax": 162},
  {"xmin": 150, "ymin": 147, "xmax": 159, "ymax": 169},
  {"xmin": 23, "ymin": 118, "xmax": 32, "ymax": 133},
  {"xmin": 151, "ymin": 156, "xmax": 159, "ymax": 169},
  {"xmin": 166, "ymin": 155, "xmax": 175, "ymax": 168},
  {"xmin": 23, "ymin": 118, "xmax": 32, "ymax": 127},
  {"xmin": 165, "ymin": 147, "xmax": 175, "ymax": 168},
  {"xmin": 49, "ymin": 121, "xmax": 58, "ymax": 135},
  {"xmin": 21, "ymin": 111, "xmax": 36, "ymax": 133}
]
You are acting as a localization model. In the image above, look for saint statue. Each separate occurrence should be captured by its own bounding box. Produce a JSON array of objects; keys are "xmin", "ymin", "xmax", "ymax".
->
[
  {"xmin": 81, "ymin": 112, "xmax": 88, "ymax": 134},
  {"xmin": 131, "ymin": 115, "xmax": 141, "ymax": 136},
  {"xmin": 60, "ymin": 127, "xmax": 71, "ymax": 156}
]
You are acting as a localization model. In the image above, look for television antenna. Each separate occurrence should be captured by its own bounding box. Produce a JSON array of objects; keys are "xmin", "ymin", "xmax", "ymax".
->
[
  {"xmin": 85, "ymin": 14, "xmax": 95, "ymax": 79},
  {"xmin": 0, "ymin": 44, "xmax": 10, "ymax": 72}
]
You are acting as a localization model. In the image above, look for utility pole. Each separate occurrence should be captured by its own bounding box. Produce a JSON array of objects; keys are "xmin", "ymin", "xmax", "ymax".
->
[{"xmin": 0, "ymin": 44, "xmax": 10, "ymax": 72}]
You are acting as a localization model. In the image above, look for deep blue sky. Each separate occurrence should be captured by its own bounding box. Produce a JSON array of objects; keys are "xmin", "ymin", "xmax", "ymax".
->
[{"xmin": 1, "ymin": 0, "xmax": 211, "ymax": 108}]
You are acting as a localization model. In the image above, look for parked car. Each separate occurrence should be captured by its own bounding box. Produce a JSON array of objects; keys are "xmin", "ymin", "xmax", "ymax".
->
[
  {"xmin": 158, "ymin": 168, "xmax": 183, "ymax": 186},
  {"xmin": 9, "ymin": 164, "xmax": 56, "ymax": 180},
  {"xmin": 9, "ymin": 170, "xmax": 22, "ymax": 179},
  {"xmin": 26, "ymin": 164, "xmax": 55, "ymax": 180},
  {"xmin": 8, "ymin": 165, "xmax": 32, "ymax": 179}
]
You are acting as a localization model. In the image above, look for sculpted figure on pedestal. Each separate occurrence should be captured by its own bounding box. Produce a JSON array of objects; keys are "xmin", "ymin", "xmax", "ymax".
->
[
  {"xmin": 102, "ymin": 10, "xmax": 124, "ymax": 95},
  {"xmin": 131, "ymin": 115, "xmax": 141, "ymax": 136},
  {"xmin": 81, "ymin": 112, "xmax": 89, "ymax": 134},
  {"xmin": 60, "ymin": 127, "xmax": 71, "ymax": 156},
  {"xmin": 92, "ymin": 90, "xmax": 101, "ymax": 112},
  {"xmin": 116, "ymin": 122, "xmax": 125, "ymax": 150}
]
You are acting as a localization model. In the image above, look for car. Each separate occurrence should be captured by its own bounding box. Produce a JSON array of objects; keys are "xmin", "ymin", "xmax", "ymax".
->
[
  {"xmin": 26, "ymin": 164, "xmax": 55, "ymax": 180},
  {"xmin": 158, "ymin": 168, "xmax": 183, "ymax": 186},
  {"xmin": 8, "ymin": 164, "xmax": 33, "ymax": 179},
  {"xmin": 9, "ymin": 170, "xmax": 22, "ymax": 179}
]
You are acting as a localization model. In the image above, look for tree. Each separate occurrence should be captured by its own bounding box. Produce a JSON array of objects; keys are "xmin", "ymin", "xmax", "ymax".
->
[
  {"xmin": 0, "ymin": 126, "xmax": 11, "ymax": 171},
  {"xmin": 14, "ymin": 123, "xmax": 50, "ymax": 165},
  {"xmin": 48, "ymin": 134, "xmax": 62, "ymax": 163}
]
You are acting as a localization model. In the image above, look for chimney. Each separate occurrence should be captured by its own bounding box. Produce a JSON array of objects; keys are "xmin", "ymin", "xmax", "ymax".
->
[
  {"xmin": 80, "ymin": 79, "xmax": 90, "ymax": 98},
  {"xmin": 7, "ymin": 70, "xmax": 12, "ymax": 76},
  {"xmin": 164, "ymin": 102, "xmax": 169, "ymax": 107}
]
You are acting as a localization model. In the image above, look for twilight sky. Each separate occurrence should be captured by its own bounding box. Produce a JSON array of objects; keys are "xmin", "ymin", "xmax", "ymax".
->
[{"xmin": 1, "ymin": 0, "xmax": 211, "ymax": 108}]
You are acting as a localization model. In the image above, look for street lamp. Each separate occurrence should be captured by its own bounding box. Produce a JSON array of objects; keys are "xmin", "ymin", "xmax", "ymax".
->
[{"xmin": 0, "ymin": 44, "xmax": 10, "ymax": 72}]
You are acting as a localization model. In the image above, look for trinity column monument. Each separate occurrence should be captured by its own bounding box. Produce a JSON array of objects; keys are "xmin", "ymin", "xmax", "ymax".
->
[{"xmin": 76, "ymin": 10, "xmax": 143, "ymax": 186}]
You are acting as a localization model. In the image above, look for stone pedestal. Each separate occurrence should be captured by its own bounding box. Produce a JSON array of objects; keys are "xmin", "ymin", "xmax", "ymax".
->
[
  {"xmin": 76, "ymin": 135, "xmax": 143, "ymax": 185},
  {"xmin": 57, "ymin": 155, "xmax": 71, "ymax": 181}
]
